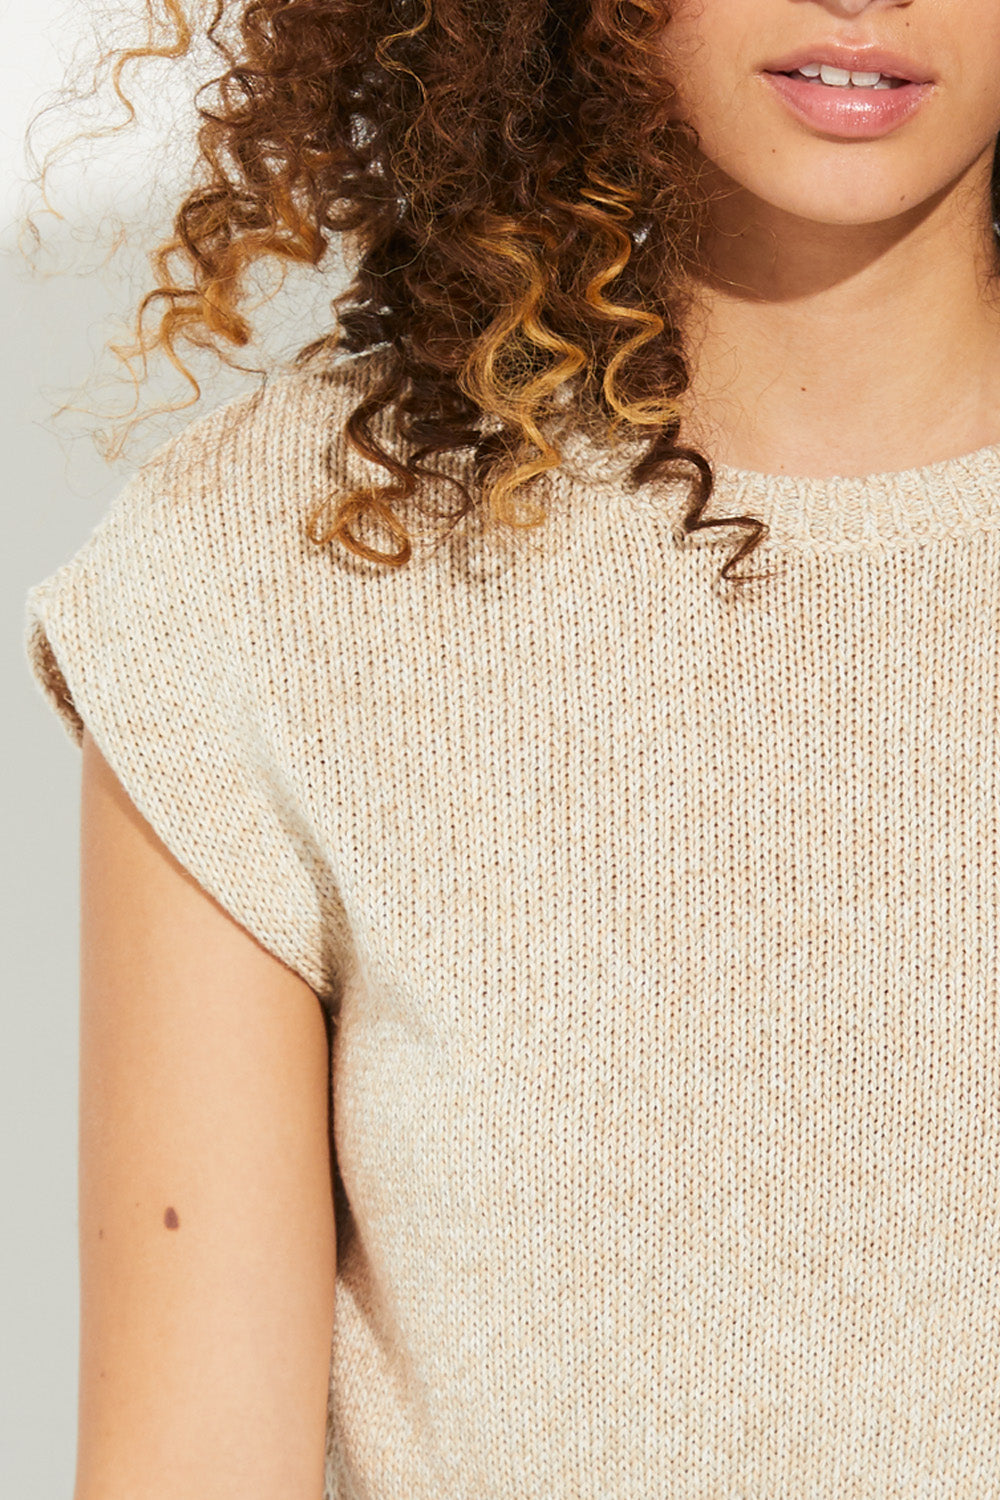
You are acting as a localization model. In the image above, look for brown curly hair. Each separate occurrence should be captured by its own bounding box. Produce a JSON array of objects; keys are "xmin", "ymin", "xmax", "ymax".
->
[{"xmin": 25, "ymin": 1, "xmax": 1000, "ymax": 589}]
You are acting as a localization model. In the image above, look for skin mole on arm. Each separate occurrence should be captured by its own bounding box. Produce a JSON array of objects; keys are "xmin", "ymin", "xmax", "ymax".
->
[{"xmin": 164, "ymin": 1207, "xmax": 180, "ymax": 1229}]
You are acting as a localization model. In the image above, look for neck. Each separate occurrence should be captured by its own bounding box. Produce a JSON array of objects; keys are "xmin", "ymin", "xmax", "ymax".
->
[{"xmin": 673, "ymin": 141, "xmax": 1000, "ymax": 478}]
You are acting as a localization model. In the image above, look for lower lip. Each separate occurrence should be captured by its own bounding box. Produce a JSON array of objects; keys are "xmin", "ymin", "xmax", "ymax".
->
[{"xmin": 762, "ymin": 71, "xmax": 933, "ymax": 139}]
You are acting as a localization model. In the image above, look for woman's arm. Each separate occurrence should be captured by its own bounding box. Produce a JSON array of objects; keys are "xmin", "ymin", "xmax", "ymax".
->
[{"xmin": 73, "ymin": 729, "xmax": 336, "ymax": 1500}]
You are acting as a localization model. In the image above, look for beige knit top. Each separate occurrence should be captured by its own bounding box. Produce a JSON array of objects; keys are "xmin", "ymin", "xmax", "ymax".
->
[{"xmin": 24, "ymin": 353, "xmax": 1000, "ymax": 1497}]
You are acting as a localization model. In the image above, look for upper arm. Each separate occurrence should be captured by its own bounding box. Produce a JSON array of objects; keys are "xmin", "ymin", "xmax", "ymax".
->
[{"xmin": 75, "ymin": 728, "xmax": 336, "ymax": 1500}]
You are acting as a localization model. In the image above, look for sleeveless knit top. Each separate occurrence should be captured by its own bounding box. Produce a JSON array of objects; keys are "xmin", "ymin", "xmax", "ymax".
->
[{"xmin": 24, "ymin": 354, "xmax": 1000, "ymax": 1498}]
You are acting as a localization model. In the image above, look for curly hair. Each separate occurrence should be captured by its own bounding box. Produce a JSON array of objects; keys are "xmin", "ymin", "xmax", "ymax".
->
[{"xmin": 25, "ymin": 1, "xmax": 1000, "ymax": 589}]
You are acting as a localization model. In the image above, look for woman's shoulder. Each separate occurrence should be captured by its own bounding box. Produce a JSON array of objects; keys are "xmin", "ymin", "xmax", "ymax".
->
[
  {"xmin": 24, "ymin": 351, "xmax": 394, "ymax": 719},
  {"xmin": 136, "ymin": 348, "xmax": 389, "ymax": 530},
  {"xmin": 23, "ymin": 351, "xmax": 375, "ymax": 1005}
]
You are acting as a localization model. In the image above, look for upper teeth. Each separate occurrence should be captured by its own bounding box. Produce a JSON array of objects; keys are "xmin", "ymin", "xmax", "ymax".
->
[{"xmin": 798, "ymin": 62, "xmax": 896, "ymax": 88}]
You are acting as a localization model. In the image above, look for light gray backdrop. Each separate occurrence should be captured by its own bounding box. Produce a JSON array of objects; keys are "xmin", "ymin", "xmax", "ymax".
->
[{"xmin": 3, "ymin": 4, "xmax": 348, "ymax": 1495}]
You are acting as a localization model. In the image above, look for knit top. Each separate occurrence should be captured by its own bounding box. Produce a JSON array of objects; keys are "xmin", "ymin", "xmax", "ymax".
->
[{"xmin": 24, "ymin": 353, "xmax": 1000, "ymax": 1498}]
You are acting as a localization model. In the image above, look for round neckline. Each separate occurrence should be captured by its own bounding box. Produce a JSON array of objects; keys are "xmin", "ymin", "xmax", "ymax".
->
[
  {"xmin": 711, "ymin": 436, "xmax": 1000, "ymax": 487},
  {"xmin": 557, "ymin": 429, "xmax": 1000, "ymax": 552}
]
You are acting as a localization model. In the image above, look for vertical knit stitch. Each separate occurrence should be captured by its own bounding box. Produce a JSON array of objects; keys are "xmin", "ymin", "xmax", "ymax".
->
[{"xmin": 24, "ymin": 357, "xmax": 1000, "ymax": 1497}]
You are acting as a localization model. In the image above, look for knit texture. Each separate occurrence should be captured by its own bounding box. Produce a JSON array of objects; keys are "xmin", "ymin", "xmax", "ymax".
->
[{"xmin": 24, "ymin": 354, "xmax": 1000, "ymax": 1497}]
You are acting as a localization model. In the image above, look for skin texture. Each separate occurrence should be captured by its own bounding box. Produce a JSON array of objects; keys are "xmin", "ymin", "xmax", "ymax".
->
[
  {"xmin": 75, "ymin": 729, "xmax": 336, "ymax": 1500},
  {"xmin": 660, "ymin": 0, "xmax": 1000, "ymax": 476}
]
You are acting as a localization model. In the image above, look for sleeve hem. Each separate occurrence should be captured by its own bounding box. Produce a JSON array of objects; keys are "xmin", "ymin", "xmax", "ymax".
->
[{"xmin": 24, "ymin": 582, "xmax": 340, "ymax": 1010}]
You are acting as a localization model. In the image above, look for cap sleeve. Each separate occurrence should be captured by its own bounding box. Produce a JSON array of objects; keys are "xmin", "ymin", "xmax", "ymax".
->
[{"xmin": 23, "ymin": 404, "xmax": 347, "ymax": 1011}]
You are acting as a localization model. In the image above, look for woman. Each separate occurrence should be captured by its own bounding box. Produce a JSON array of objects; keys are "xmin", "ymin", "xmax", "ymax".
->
[{"xmin": 23, "ymin": 0, "xmax": 1000, "ymax": 1495}]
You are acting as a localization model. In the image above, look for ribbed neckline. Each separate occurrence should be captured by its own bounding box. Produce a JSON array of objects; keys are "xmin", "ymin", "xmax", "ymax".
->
[{"xmin": 558, "ymin": 430, "xmax": 1000, "ymax": 552}]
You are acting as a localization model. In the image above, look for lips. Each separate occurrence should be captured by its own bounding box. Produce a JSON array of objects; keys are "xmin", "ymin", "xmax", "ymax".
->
[
  {"xmin": 762, "ymin": 69, "xmax": 934, "ymax": 141},
  {"xmin": 760, "ymin": 44, "xmax": 934, "ymax": 86}
]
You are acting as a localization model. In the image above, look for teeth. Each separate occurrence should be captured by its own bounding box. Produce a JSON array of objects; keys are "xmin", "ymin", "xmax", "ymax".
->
[{"xmin": 795, "ymin": 62, "xmax": 898, "ymax": 89}]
